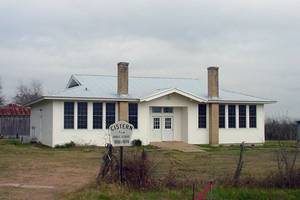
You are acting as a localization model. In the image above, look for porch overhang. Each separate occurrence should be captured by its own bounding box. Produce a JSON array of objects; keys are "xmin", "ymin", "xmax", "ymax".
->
[{"xmin": 140, "ymin": 88, "xmax": 207, "ymax": 103}]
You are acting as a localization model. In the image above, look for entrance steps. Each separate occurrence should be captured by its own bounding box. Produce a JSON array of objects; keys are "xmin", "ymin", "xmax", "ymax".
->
[{"xmin": 150, "ymin": 141, "xmax": 205, "ymax": 152}]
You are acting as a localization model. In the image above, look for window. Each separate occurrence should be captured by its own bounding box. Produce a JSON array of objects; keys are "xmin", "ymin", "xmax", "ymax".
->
[
  {"xmin": 68, "ymin": 79, "xmax": 80, "ymax": 88},
  {"xmin": 165, "ymin": 118, "xmax": 172, "ymax": 129},
  {"xmin": 152, "ymin": 107, "xmax": 162, "ymax": 113},
  {"xmin": 198, "ymin": 104, "xmax": 207, "ymax": 128},
  {"xmin": 219, "ymin": 104, "xmax": 225, "ymax": 128},
  {"xmin": 152, "ymin": 107, "xmax": 173, "ymax": 113},
  {"xmin": 93, "ymin": 103, "xmax": 103, "ymax": 129},
  {"xmin": 228, "ymin": 105, "xmax": 236, "ymax": 128},
  {"xmin": 106, "ymin": 103, "xmax": 116, "ymax": 129},
  {"xmin": 249, "ymin": 105, "xmax": 257, "ymax": 128},
  {"xmin": 129, "ymin": 103, "xmax": 138, "ymax": 129},
  {"xmin": 64, "ymin": 102, "xmax": 74, "ymax": 129},
  {"xmin": 163, "ymin": 107, "xmax": 173, "ymax": 113},
  {"xmin": 153, "ymin": 118, "xmax": 160, "ymax": 129},
  {"xmin": 77, "ymin": 102, "xmax": 87, "ymax": 129},
  {"xmin": 239, "ymin": 105, "xmax": 246, "ymax": 128}
]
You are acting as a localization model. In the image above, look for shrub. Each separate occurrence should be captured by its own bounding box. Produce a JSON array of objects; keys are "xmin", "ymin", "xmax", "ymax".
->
[
  {"xmin": 55, "ymin": 141, "xmax": 76, "ymax": 148},
  {"xmin": 123, "ymin": 148, "xmax": 154, "ymax": 189},
  {"xmin": 131, "ymin": 139, "xmax": 142, "ymax": 147}
]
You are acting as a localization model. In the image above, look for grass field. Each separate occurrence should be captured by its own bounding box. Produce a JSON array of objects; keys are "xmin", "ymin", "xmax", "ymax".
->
[{"xmin": 0, "ymin": 139, "xmax": 300, "ymax": 200}]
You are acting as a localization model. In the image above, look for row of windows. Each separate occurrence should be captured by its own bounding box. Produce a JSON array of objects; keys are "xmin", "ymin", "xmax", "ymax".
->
[
  {"xmin": 65, "ymin": 102, "xmax": 257, "ymax": 130},
  {"xmin": 198, "ymin": 104, "xmax": 257, "ymax": 129},
  {"xmin": 64, "ymin": 102, "xmax": 138, "ymax": 129}
]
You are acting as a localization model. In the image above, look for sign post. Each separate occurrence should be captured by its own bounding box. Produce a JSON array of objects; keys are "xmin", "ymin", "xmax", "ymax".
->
[{"xmin": 109, "ymin": 121, "xmax": 134, "ymax": 184}]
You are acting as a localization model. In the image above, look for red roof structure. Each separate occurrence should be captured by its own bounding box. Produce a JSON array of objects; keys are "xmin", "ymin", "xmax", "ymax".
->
[{"xmin": 0, "ymin": 104, "xmax": 31, "ymax": 116}]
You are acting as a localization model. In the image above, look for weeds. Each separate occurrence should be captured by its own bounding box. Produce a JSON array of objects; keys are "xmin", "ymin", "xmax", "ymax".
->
[{"xmin": 55, "ymin": 141, "xmax": 76, "ymax": 148}]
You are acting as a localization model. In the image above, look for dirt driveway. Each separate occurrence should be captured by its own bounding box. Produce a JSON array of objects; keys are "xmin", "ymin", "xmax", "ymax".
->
[{"xmin": 0, "ymin": 141, "xmax": 103, "ymax": 200}]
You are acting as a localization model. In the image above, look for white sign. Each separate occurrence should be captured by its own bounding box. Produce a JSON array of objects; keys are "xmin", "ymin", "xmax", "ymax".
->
[{"xmin": 109, "ymin": 121, "xmax": 134, "ymax": 146}]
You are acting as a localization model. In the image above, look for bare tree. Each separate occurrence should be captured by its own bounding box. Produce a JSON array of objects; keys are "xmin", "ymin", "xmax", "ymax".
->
[
  {"xmin": 276, "ymin": 141, "xmax": 299, "ymax": 187},
  {"xmin": 0, "ymin": 77, "xmax": 5, "ymax": 105},
  {"xmin": 14, "ymin": 80, "xmax": 43, "ymax": 105},
  {"xmin": 265, "ymin": 117, "xmax": 297, "ymax": 140}
]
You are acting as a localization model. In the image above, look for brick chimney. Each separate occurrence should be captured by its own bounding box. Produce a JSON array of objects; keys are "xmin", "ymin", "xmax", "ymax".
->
[
  {"xmin": 207, "ymin": 67, "xmax": 219, "ymax": 98},
  {"xmin": 117, "ymin": 62, "xmax": 129, "ymax": 95},
  {"xmin": 117, "ymin": 62, "xmax": 129, "ymax": 122},
  {"xmin": 207, "ymin": 66, "xmax": 219, "ymax": 145}
]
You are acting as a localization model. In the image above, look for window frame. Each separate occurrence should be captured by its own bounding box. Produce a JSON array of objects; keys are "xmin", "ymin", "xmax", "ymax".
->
[
  {"xmin": 249, "ymin": 105, "xmax": 257, "ymax": 128},
  {"xmin": 93, "ymin": 102, "xmax": 103, "ymax": 129},
  {"xmin": 163, "ymin": 107, "xmax": 173, "ymax": 113},
  {"xmin": 129, "ymin": 103, "xmax": 138, "ymax": 129},
  {"xmin": 219, "ymin": 104, "xmax": 226, "ymax": 128},
  {"xmin": 165, "ymin": 117, "xmax": 172, "ymax": 129},
  {"xmin": 239, "ymin": 105, "xmax": 247, "ymax": 128},
  {"xmin": 64, "ymin": 102, "xmax": 74, "ymax": 129},
  {"xmin": 152, "ymin": 107, "xmax": 162, "ymax": 113},
  {"xmin": 77, "ymin": 102, "xmax": 88, "ymax": 129},
  {"xmin": 198, "ymin": 104, "xmax": 207, "ymax": 128},
  {"xmin": 106, "ymin": 103, "xmax": 116, "ymax": 129},
  {"xmin": 228, "ymin": 105, "xmax": 236, "ymax": 128},
  {"xmin": 153, "ymin": 117, "xmax": 160, "ymax": 129}
]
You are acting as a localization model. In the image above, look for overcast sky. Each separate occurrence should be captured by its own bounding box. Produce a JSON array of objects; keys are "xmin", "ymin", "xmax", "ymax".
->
[{"xmin": 0, "ymin": 0, "xmax": 299, "ymax": 119}]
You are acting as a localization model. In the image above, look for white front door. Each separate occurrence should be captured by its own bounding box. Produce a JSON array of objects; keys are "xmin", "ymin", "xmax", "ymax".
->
[
  {"xmin": 151, "ymin": 116, "xmax": 174, "ymax": 142},
  {"xmin": 151, "ymin": 116, "xmax": 162, "ymax": 141},
  {"xmin": 162, "ymin": 117, "xmax": 174, "ymax": 141},
  {"xmin": 150, "ymin": 107, "xmax": 175, "ymax": 142}
]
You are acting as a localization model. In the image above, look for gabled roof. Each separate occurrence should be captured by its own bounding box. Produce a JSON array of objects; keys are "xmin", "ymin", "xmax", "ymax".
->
[
  {"xmin": 141, "ymin": 88, "xmax": 207, "ymax": 102},
  {"xmin": 27, "ymin": 74, "xmax": 276, "ymax": 105},
  {"xmin": 0, "ymin": 104, "xmax": 31, "ymax": 116}
]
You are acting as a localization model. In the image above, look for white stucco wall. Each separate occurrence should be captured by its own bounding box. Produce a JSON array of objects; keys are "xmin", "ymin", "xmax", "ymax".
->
[
  {"xmin": 30, "ymin": 94, "xmax": 265, "ymax": 147},
  {"xmin": 219, "ymin": 104, "xmax": 265, "ymax": 144},
  {"xmin": 139, "ymin": 93, "xmax": 208, "ymax": 144},
  {"xmin": 30, "ymin": 100, "xmax": 53, "ymax": 146},
  {"xmin": 52, "ymin": 101, "xmax": 115, "ymax": 147}
]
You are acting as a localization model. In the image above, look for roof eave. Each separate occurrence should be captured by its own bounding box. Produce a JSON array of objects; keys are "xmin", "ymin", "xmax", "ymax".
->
[
  {"xmin": 27, "ymin": 96, "xmax": 140, "ymax": 106},
  {"xmin": 24, "ymin": 97, "xmax": 45, "ymax": 107},
  {"xmin": 141, "ymin": 88, "xmax": 207, "ymax": 103},
  {"xmin": 208, "ymin": 100, "xmax": 277, "ymax": 104}
]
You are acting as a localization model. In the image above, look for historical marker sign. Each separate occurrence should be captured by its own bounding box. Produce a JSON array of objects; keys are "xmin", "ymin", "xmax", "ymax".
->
[{"xmin": 109, "ymin": 121, "xmax": 134, "ymax": 146}]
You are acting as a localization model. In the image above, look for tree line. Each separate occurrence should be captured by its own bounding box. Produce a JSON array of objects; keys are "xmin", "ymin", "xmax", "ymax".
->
[
  {"xmin": 0, "ymin": 76, "xmax": 43, "ymax": 106},
  {"xmin": 265, "ymin": 117, "xmax": 298, "ymax": 140}
]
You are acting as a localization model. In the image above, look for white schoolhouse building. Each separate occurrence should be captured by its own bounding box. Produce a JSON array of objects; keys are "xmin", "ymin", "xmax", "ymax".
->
[{"xmin": 28, "ymin": 62, "xmax": 275, "ymax": 147}]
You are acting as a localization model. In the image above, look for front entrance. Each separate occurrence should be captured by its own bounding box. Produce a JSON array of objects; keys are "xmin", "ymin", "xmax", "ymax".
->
[{"xmin": 151, "ymin": 107, "xmax": 174, "ymax": 141}]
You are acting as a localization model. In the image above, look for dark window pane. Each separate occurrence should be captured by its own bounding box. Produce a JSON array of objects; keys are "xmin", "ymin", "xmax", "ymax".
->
[
  {"xmin": 152, "ymin": 107, "xmax": 162, "ymax": 113},
  {"xmin": 165, "ymin": 118, "xmax": 172, "ymax": 129},
  {"xmin": 228, "ymin": 105, "xmax": 236, "ymax": 128},
  {"xmin": 198, "ymin": 104, "xmax": 206, "ymax": 128},
  {"xmin": 93, "ymin": 103, "xmax": 103, "ymax": 129},
  {"xmin": 153, "ymin": 117, "xmax": 160, "ymax": 129},
  {"xmin": 163, "ymin": 107, "xmax": 173, "ymax": 113},
  {"xmin": 64, "ymin": 102, "xmax": 74, "ymax": 129},
  {"xmin": 129, "ymin": 103, "xmax": 138, "ymax": 128},
  {"xmin": 106, "ymin": 103, "xmax": 115, "ymax": 129},
  {"xmin": 219, "ymin": 104, "xmax": 225, "ymax": 128},
  {"xmin": 249, "ymin": 105, "xmax": 257, "ymax": 128},
  {"xmin": 78, "ymin": 102, "xmax": 87, "ymax": 129},
  {"xmin": 239, "ymin": 105, "xmax": 246, "ymax": 128}
]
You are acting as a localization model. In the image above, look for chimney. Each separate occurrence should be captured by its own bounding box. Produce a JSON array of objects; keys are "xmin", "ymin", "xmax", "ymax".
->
[
  {"xmin": 207, "ymin": 67, "xmax": 219, "ymax": 98},
  {"xmin": 117, "ymin": 62, "xmax": 129, "ymax": 122},
  {"xmin": 117, "ymin": 62, "xmax": 129, "ymax": 95},
  {"xmin": 207, "ymin": 66, "xmax": 219, "ymax": 145}
]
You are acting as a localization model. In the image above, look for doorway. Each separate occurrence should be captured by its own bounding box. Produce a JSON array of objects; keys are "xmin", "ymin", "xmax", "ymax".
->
[{"xmin": 151, "ymin": 107, "xmax": 174, "ymax": 141}]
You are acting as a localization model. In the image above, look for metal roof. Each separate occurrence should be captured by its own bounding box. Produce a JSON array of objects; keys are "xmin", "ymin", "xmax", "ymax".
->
[
  {"xmin": 0, "ymin": 104, "xmax": 31, "ymax": 116},
  {"xmin": 30, "ymin": 74, "xmax": 275, "ymax": 105}
]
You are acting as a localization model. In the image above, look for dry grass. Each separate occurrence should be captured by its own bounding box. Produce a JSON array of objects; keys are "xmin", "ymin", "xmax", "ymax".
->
[{"xmin": 0, "ymin": 140, "xmax": 299, "ymax": 200}]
